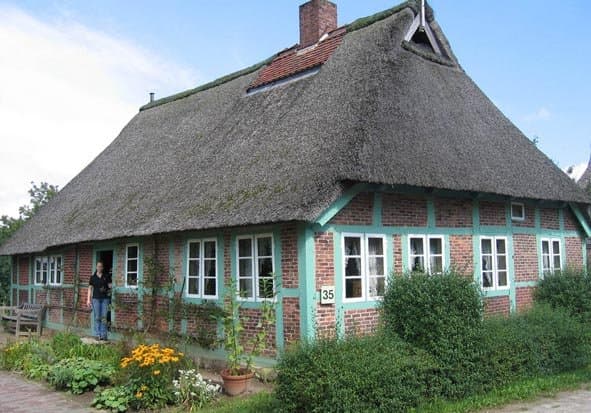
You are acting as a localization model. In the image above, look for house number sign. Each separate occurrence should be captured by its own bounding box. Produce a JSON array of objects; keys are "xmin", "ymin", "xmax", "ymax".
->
[{"xmin": 320, "ymin": 286, "xmax": 335, "ymax": 305}]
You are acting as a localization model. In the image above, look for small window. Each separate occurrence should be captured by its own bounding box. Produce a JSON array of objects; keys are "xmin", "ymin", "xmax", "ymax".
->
[
  {"xmin": 125, "ymin": 244, "xmax": 139, "ymax": 288},
  {"xmin": 541, "ymin": 238, "xmax": 562, "ymax": 275},
  {"xmin": 236, "ymin": 235, "xmax": 274, "ymax": 301},
  {"xmin": 343, "ymin": 234, "xmax": 387, "ymax": 302},
  {"xmin": 186, "ymin": 239, "xmax": 217, "ymax": 299},
  {"xmin": 408, "ymin": 235, "xmax": 444, "ymax": 274},
  {"xmin": 34, "ymin": 255, "xmax": 62, "ymax": 286},
  {"xmin": 511, "ymin": 203, "xmax": 525, "ymax": 221},
  {"xmin": 480, "ymin": 237, "xmax": 509, "ymax": 290}
]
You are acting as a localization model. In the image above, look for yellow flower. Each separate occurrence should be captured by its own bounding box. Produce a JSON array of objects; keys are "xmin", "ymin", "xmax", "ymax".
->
[
  {"xmin": 153, "ymin": 370, "xmax": 160, "ymax": 376},
  {"xmin": 135, "ymin": 392, "xmax": 143, "ymax": 399},
  {"xmin": 140, "ymin": 385, "xmax": 148, "ymax": 391}
]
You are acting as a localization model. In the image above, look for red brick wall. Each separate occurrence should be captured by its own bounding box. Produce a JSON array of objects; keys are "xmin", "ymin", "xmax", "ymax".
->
[
  {"xmin": 315, "ymin": 232, "xmax": 336, "ymax": 337},
  {"xmin": 479, "ymin": 201, "xmax": 506, "ymax": 226},
  {"xmin": 239, "ymin": 308, "xmax": 277, "ymax": 357},
  {"xmin": 63, "ymin": 248, "xmax": 76, "ymax": 284},
  {"xmin": 450, "ymin": 235, "xmax": 473, "ymax": 275},
  {"xmin": 18, "ymin": 290, "xmax": 29, "ymax": 305},
  {"xmin": 484, "ymin": 296, "xmax": 510, "ymax": 317},
  {"xmin": 344, "ymin": 308, "xmax": 380, "ymax": 337},
  {"xmin": 435, "ymin": 198, "xmax": 472, "ymax": 227},
  {"xmin": 281, "ymin": 223, "xmax": 298, "ymax": 289},
  {"xmin": 565, "ymin": 236, "xmax": 583, "ymax": 271},
  {"xmin": 382, "ymin": 194, "xmax": 428, "ymax": 227},
  {"xmin": 283, "ymin": 297, "xmax": 300, "ymax": 346},
  {"xmin": 48, "ymin": 290, "xmax": 61, "ymax": 323},
  {"xmin": 564, "ymin": 209, "xmax": 580, "ymax": 232},
  {"xmin": 330, "ymin": 192, "xmax": 373, "ymax": 226},
  {"xmin": 18, "ymin": 256, "xmax": 29, "ymax": 285},
  {"xmin": 513, "ymin": 234, "xmax": 538, "ymax": 282},
  {"xmin": 516, "ymin": 287, "xmax": 535, "ymax": 312},
  {"xmin": 113, "ymin": 293, "xmax": 139, "ymax": 330},
  {"xmin": 514, "ymin": 204, "xmax": 536, "ymax": 227},
  {"xmin": 393, "ymin": 235, "xmax": 403, "ymax": 273},
  {"xmin": 540, "ymin": 208, "xmax": 559, "ymax": 230}
]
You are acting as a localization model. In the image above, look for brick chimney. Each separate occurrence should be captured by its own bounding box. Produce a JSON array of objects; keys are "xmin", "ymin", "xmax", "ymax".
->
[{"xmin": 299, "ymin": 0, "xmax": 337, "ymax": 48}]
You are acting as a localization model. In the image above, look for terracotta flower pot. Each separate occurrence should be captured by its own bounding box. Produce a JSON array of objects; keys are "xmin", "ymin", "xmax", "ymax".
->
[{"xmin": 220, "ymin": 368, "xmax": 255, "ymax": 396}]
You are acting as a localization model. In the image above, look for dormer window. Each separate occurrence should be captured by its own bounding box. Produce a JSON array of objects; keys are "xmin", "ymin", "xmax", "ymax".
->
[{"xmin": 404, "ymin": 0, "xmax": 442, "ymax": 56}]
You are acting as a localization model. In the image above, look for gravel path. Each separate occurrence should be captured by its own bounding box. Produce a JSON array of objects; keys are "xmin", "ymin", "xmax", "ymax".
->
[{"xmin": 481, "ymin": 388, "xmax": 591, "ymax": 413}]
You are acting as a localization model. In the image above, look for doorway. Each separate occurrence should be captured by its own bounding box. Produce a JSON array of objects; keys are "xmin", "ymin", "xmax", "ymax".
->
[{"xmin": 95, "ymin": 249, "xmax": 114, "ymax": 329}]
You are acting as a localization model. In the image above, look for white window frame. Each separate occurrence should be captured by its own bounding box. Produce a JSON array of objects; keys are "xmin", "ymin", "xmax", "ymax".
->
[
  {"xmin": 34, "ymin": 255, "xmax": 63, "ymax": 286},
  {"xmin": 236, "ymin": 234, "xmax": 275, "ymax": 302},
  {"xmin": 511, "ymin": 202, "xmax": 525, "ymax": 222},
  {"xmin": 125, "ymin": 244, "xmax": 139, "ymax": 288},
  {"xmin": 185, "ymin": 238, "xmax": 218, "ymax": 299},
  {"xmin": 480, "ymin": 236, "xmax": 509, "ymax": 291},
  {"xmin": 541, "ymin": 238, "xmax": 562, "ymax": 275},
  {"xmin": 342, "ymin": 233, "xmax": 387, "ymax": 303},
  {"xmin": 407, "ymin": 235, "xmax": 445, "ymax": 274}
]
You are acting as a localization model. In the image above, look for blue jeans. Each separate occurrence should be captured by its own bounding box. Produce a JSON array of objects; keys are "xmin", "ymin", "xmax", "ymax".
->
[{"xmin": 92, "ymin": 298, "xmax": 109, "ymax": 339}]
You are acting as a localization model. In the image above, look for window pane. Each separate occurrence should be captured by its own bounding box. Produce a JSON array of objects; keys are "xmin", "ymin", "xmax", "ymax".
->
[
  {"xmin": 128, "ymin": 245, "xmax": 138, "ymax": 259},
  {"xmin": 189, "ymin": 242, "xmax": 200, "ymax": 259},
  {"xmin": 345, "ymin": 278, "xmax": 362, "ymax": 298},
  {"xmin": 238, "ymin": 238, "xmax": 252, "ymax": 257},
  {"xmin": 552, "ymin": 241, "xmax": 560, "ymax": 254},
  {"xmin": 542, "ymin": 241, "xmax": 549, "ymax": 254},
  {"xmin": 482, "ymin": 271, "xmax": 493, "ymax": 288},
  {"xmin": 368, "ymin": 238, "xmax": 383, "ymax": 255},
  {"xmin": 258, "ymin": 278, "xmax": 274, "ymax": 299},
  {"xmin": 204, "ymin": 260, "xmax": 216, "ymax": 277},
  {"xmin": 512, "ymin": 204, "xmax": 524, "ymax": 219},
  {"xmin": 429, "ymin": 238, "xmax": 442, "ymax": 255},
  {"xmin": 239, "ymin": 259, "xmax": 252, "ymax": 277},
  {"xmin": 542, "ymin": 255, "xmax": 550, "ymax": 271},
  {"xmin": 411, "ymin": 256, "xmax": 424, "ymax": 272},
  {"xmin": 204, "ymin": 278, "xmax": 216, "ymax": 296},
  {"xmin": 497, "ymin": 255, "xmax": 507, "ymax": 271},
  {"xmin": 204, "ymin": 241, "xmax": 216, "ymax": 259},
  {"xmin": 56, "ymin": 270, "xmax": 62, "ymax": 284},
  {"xmin": 369, "ymin": 277, "xmax": 385, "ymax": 297},
  {"xmin": 368, "ymin": 257, "xmax": 384, "ymax": 276},
  {"xmin": 257, "ymin": 237, "xmax": 272, "ymax": 257},
  {"xmin": 345, "ymin": 237, "xmax": 361, "ymax": 256},
  {"xmin": 127, "ymin": 273, "xmax": 138, "ymax": 286},
  {"xmin": 498, "ymin": 271, "xmax": 508, "ymax": 287},
  {"xmin": 188, "ymin": 277, "xmax": 199, "ymax": 295},
  {"xmin": 188, "ymin": 260, "xmax": 199, "ymax": 277},
  {"xmin": 496, "ymin": 239, "xmax": 506, "ymax": 254},
  {"xmin": 258, "ymin": 257, "xmax": 273, "ymax": 278},
  {"xmin": 481, "ymin": 239, "xmax": 492, "ymax": 255},
  {"xmin": 430, "ymin": 256, "xmax": 443, "ymax": 273},
  {"xmin": 239, "ymin": 279, "xmax": 253, "ymax": 298},
  {"xmin": 410, "ymin": 238, "xmax": 424, "ymax": 255},
  {"xmin": 553, "ymin": 255, "xmax": 561, "ymax": 270},
  {"xmin": 482, "ymin": 256, "xmax": 493, "ymax": 271},
  {"xmin": 345, "ymin": 257, "xmax": 361, "ymax": 276}
]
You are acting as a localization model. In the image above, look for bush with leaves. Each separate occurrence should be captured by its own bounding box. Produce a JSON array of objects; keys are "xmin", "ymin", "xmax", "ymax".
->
[
  {"xmin": 48, "ymin": 357, "xmax": 115, "ymax": 394},
  {"xmin": 276, "ymin": 334, "xmax": 439, "ymax": 413},
  {"xmin": 534, "ymin": 269, "xmax": 591, "ymax": 323},
  {"xmin": 92, "ymin": 386, "xmax": 133, "ymax": 412},
  {"xmin": 381, "ymin": 271, "xmax": 485, "ymax": 398}
]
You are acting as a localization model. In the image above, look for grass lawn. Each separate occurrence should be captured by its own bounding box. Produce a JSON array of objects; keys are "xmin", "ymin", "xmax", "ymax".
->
[{"xmin": 193, "ymin": 368, "xmax": 591, "ymax": 413}]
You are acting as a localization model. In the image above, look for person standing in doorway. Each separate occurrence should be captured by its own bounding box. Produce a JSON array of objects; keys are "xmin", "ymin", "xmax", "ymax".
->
[{"xmin": 86, "ymin": 261, "xmax": 112, "ymax": 341}]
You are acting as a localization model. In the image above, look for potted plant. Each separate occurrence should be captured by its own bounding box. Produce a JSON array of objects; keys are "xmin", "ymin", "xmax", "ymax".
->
[{"xmin": 217, "ymin": 278, "xmax": 276, "ymax": 396}]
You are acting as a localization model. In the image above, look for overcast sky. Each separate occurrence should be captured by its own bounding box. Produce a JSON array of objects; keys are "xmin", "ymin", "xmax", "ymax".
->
[{"xmin": 1, "ymin": 0, "xmax": 590, "ymax": 218}]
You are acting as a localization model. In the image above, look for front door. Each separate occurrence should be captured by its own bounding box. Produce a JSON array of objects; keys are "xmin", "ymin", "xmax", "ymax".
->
[{"xmin": 95, "ymin": 250, "xmax": 114, "ymax": 328}]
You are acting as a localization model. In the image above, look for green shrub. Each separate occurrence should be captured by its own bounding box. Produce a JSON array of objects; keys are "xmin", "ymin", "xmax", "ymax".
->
[
  {"xmin": 0, "ymin": 340, "xmax": 55, "ymax": 373},
  {"xmin": 51, "ymin": 331, "xmax": 83, "ymax": 359},
  {"xmin": 535, "ymin": 270, "xmax": 591, "ymax": 322},
  {"xmin": 381, "ymin": 272, "xmax": 485, "ymax": 398},
  {"xmin": 481, "ymin": 304, "xmax": 591, "ymax": 382},
  {"xmin": 275, "ymin": 335, "xmax": 439, "ymax": 413},
  {"xmin": 92, "ymin": 386, "xmax": 133, "ymax": 412},
  {"xmin": 48, "ymin": 357, "xmax": 115, "ymax": 394}
]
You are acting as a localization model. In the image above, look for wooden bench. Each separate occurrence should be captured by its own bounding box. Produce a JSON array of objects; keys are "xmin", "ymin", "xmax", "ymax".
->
[{"xmin": 0, "ymin": 303, "xmax": 46, "ymax": 337}]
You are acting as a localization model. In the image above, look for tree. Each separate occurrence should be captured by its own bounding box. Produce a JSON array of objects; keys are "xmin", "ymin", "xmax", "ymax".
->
[{"xmin": 0, "ymin": 182, "xmax": 59, "ymax": 304}]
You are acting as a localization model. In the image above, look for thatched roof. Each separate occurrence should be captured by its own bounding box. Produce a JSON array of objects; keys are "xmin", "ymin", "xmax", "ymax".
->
[{"xmin": 1, "ymin": 0, "xmax": 588, "ymax": 255}]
